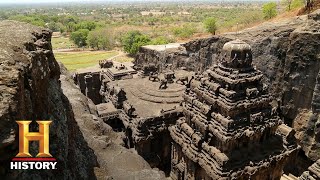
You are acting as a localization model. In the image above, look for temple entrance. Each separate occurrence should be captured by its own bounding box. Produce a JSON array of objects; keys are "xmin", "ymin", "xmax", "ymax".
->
[
  {"xmin": 135, "ymin": 131, "xmax": 172, "ymax": 176},
  {"xmin": 105, "ymin": 118, "xmax": 125, "ymax": 132}
]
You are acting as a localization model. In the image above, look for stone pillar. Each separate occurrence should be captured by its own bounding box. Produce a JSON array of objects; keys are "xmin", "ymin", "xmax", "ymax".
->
[
  {"xmin": 84, "ymin": 73, "xmax": 102, "ymax": 104},
  {"xmin": 85, "ymin": 74, "xmax": 94, "ymax": 102}
]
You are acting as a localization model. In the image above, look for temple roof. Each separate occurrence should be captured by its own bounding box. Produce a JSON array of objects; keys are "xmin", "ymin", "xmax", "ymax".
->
[
  {"xmin": 221, "ymin": 39, "xmax": 253, "ymax": 69},
  {"xmin": 222, "ymin": 39, "xmax": 251, "ymax": 52}
]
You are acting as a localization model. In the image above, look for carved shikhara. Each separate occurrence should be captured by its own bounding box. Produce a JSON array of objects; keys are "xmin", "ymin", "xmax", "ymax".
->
[{"xmin": 169, "ymin": 40, "xmax": 299, "ymax": 180}]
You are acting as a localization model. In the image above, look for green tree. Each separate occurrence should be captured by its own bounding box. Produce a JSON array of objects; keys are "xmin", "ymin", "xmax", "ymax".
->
[
  {"xmin": 66, "ymin": 22, "xmax": 76, "ymax": 32},
  {"xmin": 70, "ymin": 29, "xmax": 89, "ymax": 47},
  {"xmin": 262, "ymin": 2, "xmax": 277, "ymax": 19},
  {"xmin": 63, "ymin": 15, "xmax": 79, "ymax": 24},
  {"xmin": 57, "ymin": 23, "xmax": 66, "ymax": 34},
  {"xmin": 291, "ymin": 0, "xmax": 305, "ymax": 9},
  {"xmin": 203, "ymin": 17, "xmax": 218, "ymax": 35},
  {"xmin": 87, "ymin": 30, "xmax": 100, "ymax": 49},
  {"xmin": 121, "ymin": 30, "xmax": 151, "ymax": 55},
  {"xmin": 47, "ymin": 22, "xmax": 60, "ymax": 32},
  {"xmin": 75, "ymin": 21, "xmax": 97, "ymax": 31},
  {"xmin": 87, "ymin": 28, "xmax": 113, "ymax": 50},
  {"xmin": 9, "ymin": 15, "xmax": 46, "ymax": 27},
  {"xmin": 99, "ymin": 37, "xmax": 110, "ymax": 50}
]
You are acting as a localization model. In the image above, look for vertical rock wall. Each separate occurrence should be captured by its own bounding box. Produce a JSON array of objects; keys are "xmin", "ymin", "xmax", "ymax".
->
[{"xmin": 0, "ymin": 21, "xmax": 97, "ymax": 179}]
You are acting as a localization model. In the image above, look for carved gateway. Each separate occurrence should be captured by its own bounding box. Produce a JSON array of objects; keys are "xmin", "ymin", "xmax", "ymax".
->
[{"xmin": 169, "ymin": 40, "xmax": 299, "ymax": 180}]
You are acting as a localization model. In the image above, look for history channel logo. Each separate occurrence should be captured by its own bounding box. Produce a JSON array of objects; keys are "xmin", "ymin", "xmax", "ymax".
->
[{"xmin": 10, "ymin": 121, "xmax": 57, "ymax": 170}]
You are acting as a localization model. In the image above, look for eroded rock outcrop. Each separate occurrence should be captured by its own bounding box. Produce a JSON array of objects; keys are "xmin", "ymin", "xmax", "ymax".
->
[
  {"xmin": 0, "ymin": 21, "xmax": 97, "ymax": 179},
  {"xmin": 0, "ymin": 20, "xmax": 166, "ymax": 179}
]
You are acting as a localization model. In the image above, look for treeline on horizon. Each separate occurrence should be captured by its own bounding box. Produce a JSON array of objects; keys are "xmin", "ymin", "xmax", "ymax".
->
[
  {"xmin": 0, "ymin": 0, "xmax": 275, "ymax": 6},
  {"xmin": 0, "ymin": 0, "xmax": 306, "ymax": 55}
]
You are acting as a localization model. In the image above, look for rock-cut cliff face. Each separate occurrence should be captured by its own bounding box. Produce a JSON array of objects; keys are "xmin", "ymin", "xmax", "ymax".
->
[
  {"xmin": 0, "ymin": 21, "xmax": 97, "ymax": 179},
  {"xmin": 209, "ymin": 11, "xmax": 320, "ymax": 162},
  {"xmin": 135, "ymin": 9, "xmax": 320, "ymax": 163}
]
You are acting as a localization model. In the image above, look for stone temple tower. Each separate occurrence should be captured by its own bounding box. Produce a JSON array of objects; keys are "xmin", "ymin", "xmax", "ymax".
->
[{"xmin": 169, "ymin": 39, "xmax": 299, "ymax": 180}]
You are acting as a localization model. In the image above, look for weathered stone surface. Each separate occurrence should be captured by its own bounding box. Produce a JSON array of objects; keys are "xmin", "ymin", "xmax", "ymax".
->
[
  {"xmin": 60, "ymin": 63, "xmax": 167, "ymax": 179},
  {"xmin": 135, "ymin": 43, "xmax": 189, "ymax": 71},
  {"xmin": 299, "ymin": 159, "xmax": 320, "ymax": 179},
  {"xmin": 0, "ymin": 20, "xmax": 96, "ymax": 179},
  {"xmin": 294, "ymin": 110, "xmax": 320, "ymax": 162},
  {"xmin": 169, "ymin": 40, "xmax": 299, "ymax": 180},
  {"xmin": 135, "ymin": 9, "xmax": 320, "ymax": 162},
  {"xmin": 98, "ymin": 69, "xmax": 191, "ymax": 174}
]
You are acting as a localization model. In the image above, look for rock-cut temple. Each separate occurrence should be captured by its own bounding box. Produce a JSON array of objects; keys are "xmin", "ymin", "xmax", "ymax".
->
[{"xmin": 169, "ymin": 39, "xmax": 299, "ymax": 180}]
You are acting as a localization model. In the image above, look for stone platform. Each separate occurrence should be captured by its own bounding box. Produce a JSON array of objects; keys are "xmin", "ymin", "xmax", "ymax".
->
[
  {"xmin": 103, "ymin": 61, "xmax": 137, "ymax": 81},
  {"xmin": 109, "ymin": 70, "xmax": 192, "ymax": 117}
]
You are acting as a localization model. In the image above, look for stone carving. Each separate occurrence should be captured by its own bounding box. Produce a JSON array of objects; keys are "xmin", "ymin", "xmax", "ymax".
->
[
  {"xmin": 143, "ymin": 63, "xmax": 158, "ymax": 76},
  {"xmin": 99, "ymin": 59, "xmax": 113, "ymax": 68},
  {"xmin": 169, "ymin": 40, "xmax": 299, "ymax": 180},
  {"xmin": 159, "ymin": 79, "xmax": 168, "ymax": 89},
  {"xmin": 176, "ymin": 76, "xmax": 188, "ymax": 85},
  {"xmin": 104, "ymin": 84, "xmax": 127, "ymax": 109},
  {"xmin": 221, "ymin": 39, "xmax": 253, "ymax": 69},
  {"xmin": 149, "ymin": 72, "xmax": 160, "ymax": 81},
  {"xmin": 164, "ymin": 71, "xmax": 175, "ymax": 83},
  {"xmin": 123, "ymin": 101, "xmax": 137, "ymax": 118},
  {"xmin": 299, "ymin": 159, "xmax": 320, "ymax": 180}
]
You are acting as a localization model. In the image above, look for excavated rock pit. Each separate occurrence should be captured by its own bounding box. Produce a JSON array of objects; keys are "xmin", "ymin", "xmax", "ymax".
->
[{"xmin": 1, "ymin": 9, "xmax": 320, "ymax": 180}]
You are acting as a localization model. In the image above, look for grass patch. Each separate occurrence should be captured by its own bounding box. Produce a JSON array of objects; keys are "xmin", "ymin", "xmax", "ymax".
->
[
  {"xmin": 113, "ymin": 55, "xmax": 134, "ymax": 63},
  {"xmin": 55, "ymin": 51, "xmax": 119, "ymax": 71},
  {"xmin": 51, "ymin": 37, "xmax": 76, "ymax": 50}
]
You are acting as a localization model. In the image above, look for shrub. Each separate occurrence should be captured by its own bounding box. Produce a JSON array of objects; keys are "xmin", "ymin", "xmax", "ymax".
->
[
  {"xmin": 203, "ymin": 17, "xmax": 217, "ymax": 35},
  {"xmin": 262, "ymin": 2, "xmax": 277, "ymax": 19}
]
